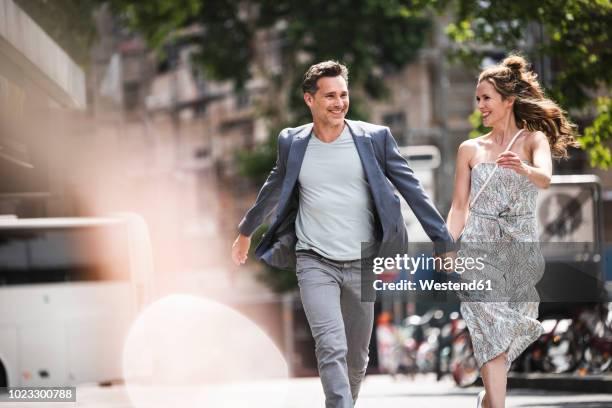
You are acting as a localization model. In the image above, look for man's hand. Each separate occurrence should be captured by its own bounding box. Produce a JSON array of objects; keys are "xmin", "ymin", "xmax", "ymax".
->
[
  {"xmin": 231, "ymin": 234, "xmax": 251, "ymax": 265},
  {"xmin": 435, "ymin": 250, "xmax": 458, "ymax": 274}
]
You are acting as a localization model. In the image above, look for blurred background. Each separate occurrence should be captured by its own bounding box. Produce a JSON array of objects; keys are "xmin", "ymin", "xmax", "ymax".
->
[{"xmin": 0, "ymin": 0, "xmax": 610, "ymax": 405}]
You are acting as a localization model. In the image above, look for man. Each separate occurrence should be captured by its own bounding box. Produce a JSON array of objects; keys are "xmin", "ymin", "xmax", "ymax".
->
[{"xmin": 231, "ymin": 61, "xmax": 455, "ymax": 407}]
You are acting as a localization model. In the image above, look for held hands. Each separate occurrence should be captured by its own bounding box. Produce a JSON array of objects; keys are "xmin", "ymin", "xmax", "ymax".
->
[
  {"xmin": 231, "ymin": 234, "xmax": 251, "ymax": 266},
  {"xmin": 434, "ymin": 250, "xmax": 458, "ymax": 274},
  {"xmin": 496, "ymin": 151, "xmax": 530, "ymax": 176}
]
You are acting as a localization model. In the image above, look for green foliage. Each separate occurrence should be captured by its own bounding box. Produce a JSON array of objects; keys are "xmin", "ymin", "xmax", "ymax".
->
[
  {"xmin": 579, "ymin": 97, "xmax": 612, "ymax": 169},
  {"xmin": 257, "ymin": 0, "xmax": 431, "ymax": 98},
  {"xmin": 108, "ymin": 0, "xmax": 253, "ymax": 86},
  {"xmin": 107, "ymin": 0, "xmax": 435, "ymax": 203},
  {"xmin": 445, "ymin": 0, "xmax": 611, "ymax": 109},
  {"xmin": 468, "ymin": 109, "xmax": 488, "ymax": 139},
  {"xmin": 445, "ymin": 0, "xmax": 612, "ymax": 168},
  {"xmin": 108, "ymin": 0, "xmax": 432, "ymax": 107}
]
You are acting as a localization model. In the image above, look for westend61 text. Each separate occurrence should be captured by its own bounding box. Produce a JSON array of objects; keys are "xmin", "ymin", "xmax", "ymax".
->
[
  {"xmin": 373, "ymin": 279, "xmax": 493, "ymax": 292},
  {"xmin": 372, "ymin": 254, "xmax": 485, "ymax": 274}
]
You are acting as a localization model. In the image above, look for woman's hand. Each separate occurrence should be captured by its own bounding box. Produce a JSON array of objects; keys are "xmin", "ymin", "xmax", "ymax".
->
[
  {"xmin": 496, "ymin": 151, "xmax": 530, "ymax": 176},
  {"xmin": 496, "ymin": 131, "xmax": 552, "ymax": 189}
]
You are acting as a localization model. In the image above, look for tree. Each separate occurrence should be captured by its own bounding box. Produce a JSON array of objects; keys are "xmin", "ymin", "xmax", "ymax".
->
[
  {"xmin": 108, "ymin": 0, "xmax": 612, "ymax": 167},
  {"xmin": 444, "ymin": 0, "xmax": 612, "ymax": 168},
  {"xmin": 581, "ymin": 97, "xmax": 612, "ymax": 169},
  {"xmin": 107, "ymin": 0, "xmax": 437, "ymax": 173},
  {"xmin": 108, "ymin": 0, "xmax": 431, "ymax": 120}
]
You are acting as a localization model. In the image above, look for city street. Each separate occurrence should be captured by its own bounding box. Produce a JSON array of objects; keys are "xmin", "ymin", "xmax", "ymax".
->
[
  {"xmin": 2, "ymin": 374, "xmax": 611, "ymax": 407},
  {"xmin": 0, "ymin": 2, "xmax": 610, "ymax": 408}
]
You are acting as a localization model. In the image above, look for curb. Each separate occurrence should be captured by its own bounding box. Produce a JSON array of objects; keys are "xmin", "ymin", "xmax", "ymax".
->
[{"xmin": 507, "ymin": 373, "xmax": 612, "ymax": 393}]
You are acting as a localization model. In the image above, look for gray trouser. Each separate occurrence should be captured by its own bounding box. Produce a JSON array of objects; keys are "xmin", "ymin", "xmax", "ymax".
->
[{"xmin": 296, "ymin": 252, "xmax": 374, "ymax": 408}]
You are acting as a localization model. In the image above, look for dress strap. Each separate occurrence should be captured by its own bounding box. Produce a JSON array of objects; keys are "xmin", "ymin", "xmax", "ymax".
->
[
  {"xmin": 504, "ymin": 128, "xmax": 525, "ymax": 152},
  {"xmin": 469, "ymin": 128, "xmax": 525, "ymax": 210}
]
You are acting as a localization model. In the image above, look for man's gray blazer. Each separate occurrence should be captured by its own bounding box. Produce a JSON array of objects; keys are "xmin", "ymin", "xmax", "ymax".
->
[{"xmin": 237, "ymin": 119, "xmax": 455, "ymax": 271}]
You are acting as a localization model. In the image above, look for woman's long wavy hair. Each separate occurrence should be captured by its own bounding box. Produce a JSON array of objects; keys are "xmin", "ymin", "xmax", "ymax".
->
[{"xmin": 478, "ymin": 54, "xmax": 579, "ymax": 159}]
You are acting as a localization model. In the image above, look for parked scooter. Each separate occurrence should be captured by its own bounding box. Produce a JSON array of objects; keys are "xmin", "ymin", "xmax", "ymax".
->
[
  {"xmin": 517, "ymin": 317, "xmax": 578, "ymax": 374},
  {"xmin": 577, "ymin": 302, "xmax": 612, "ymax": 374},
  {"xmin": 376, "ymin": 309, "xmax": 448, "ymax": 378},
  {"xmin": 519, "ymin": 303, "xmax": 612, "ymax": 375}
]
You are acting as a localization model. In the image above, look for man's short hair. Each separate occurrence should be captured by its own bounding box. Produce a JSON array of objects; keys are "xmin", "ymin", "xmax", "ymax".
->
[{"xmin": 302, "ymin": 61, "xmax": 349, "ymax": 94}]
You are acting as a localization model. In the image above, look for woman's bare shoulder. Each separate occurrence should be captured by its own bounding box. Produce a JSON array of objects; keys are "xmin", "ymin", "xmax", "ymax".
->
[
  {"xmin": 458, "ymin": 134, "xmax": 490, "ymax": 152},
  {"xmin": 523, "ymin": 130, "xmax": 548, "ymax": 148},
  {"xmin": 457, "ymin": 137, "xmax": 481, "ymax": 163},
  {"xmin": 530, "ymin": 130, "xmax": 548, "ymax": 141}
]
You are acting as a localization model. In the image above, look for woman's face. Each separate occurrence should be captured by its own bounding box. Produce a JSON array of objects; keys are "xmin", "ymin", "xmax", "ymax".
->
[{"xmin": 475, "ymin": 80, "xmax": 514, "ymax": 129}]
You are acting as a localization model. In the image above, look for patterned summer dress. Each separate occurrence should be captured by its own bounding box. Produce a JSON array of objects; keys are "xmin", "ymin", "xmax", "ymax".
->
[{"xmin": 457, "ymin": 131, "xmax": 546, "ymax": 371}]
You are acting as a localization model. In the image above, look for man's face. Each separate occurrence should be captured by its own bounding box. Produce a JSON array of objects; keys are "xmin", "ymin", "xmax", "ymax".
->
[{"xmin": 304, "ymin": 76, "xmax": 349, "ymax": 127}]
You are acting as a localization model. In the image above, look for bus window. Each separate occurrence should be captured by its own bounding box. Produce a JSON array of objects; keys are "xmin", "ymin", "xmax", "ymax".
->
[{"xmin": 0, "ymin": 225, "xmax": 131, "ymax": 285}]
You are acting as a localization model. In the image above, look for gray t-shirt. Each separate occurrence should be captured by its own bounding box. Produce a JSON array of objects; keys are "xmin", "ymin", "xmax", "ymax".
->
[{"xmin": 295, "ymin": 125, "xmax": 375, "ymax": 260}]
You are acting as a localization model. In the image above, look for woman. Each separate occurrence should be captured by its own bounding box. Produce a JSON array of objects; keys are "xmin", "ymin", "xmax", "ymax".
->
[{"xmin": 446, "ymin": 54, "xmax": 578, "ymax": 408}]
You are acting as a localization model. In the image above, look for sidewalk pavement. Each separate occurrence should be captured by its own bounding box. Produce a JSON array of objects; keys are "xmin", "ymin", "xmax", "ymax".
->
[{"xmin": 1, "ymin": 374, "xmax": 611, "ymax": 407}]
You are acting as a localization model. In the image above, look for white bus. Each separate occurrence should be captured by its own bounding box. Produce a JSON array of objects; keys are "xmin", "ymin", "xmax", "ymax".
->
[{"xmin": 0, "ymin": 214, "xmax": 152, "ymax": 387}]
